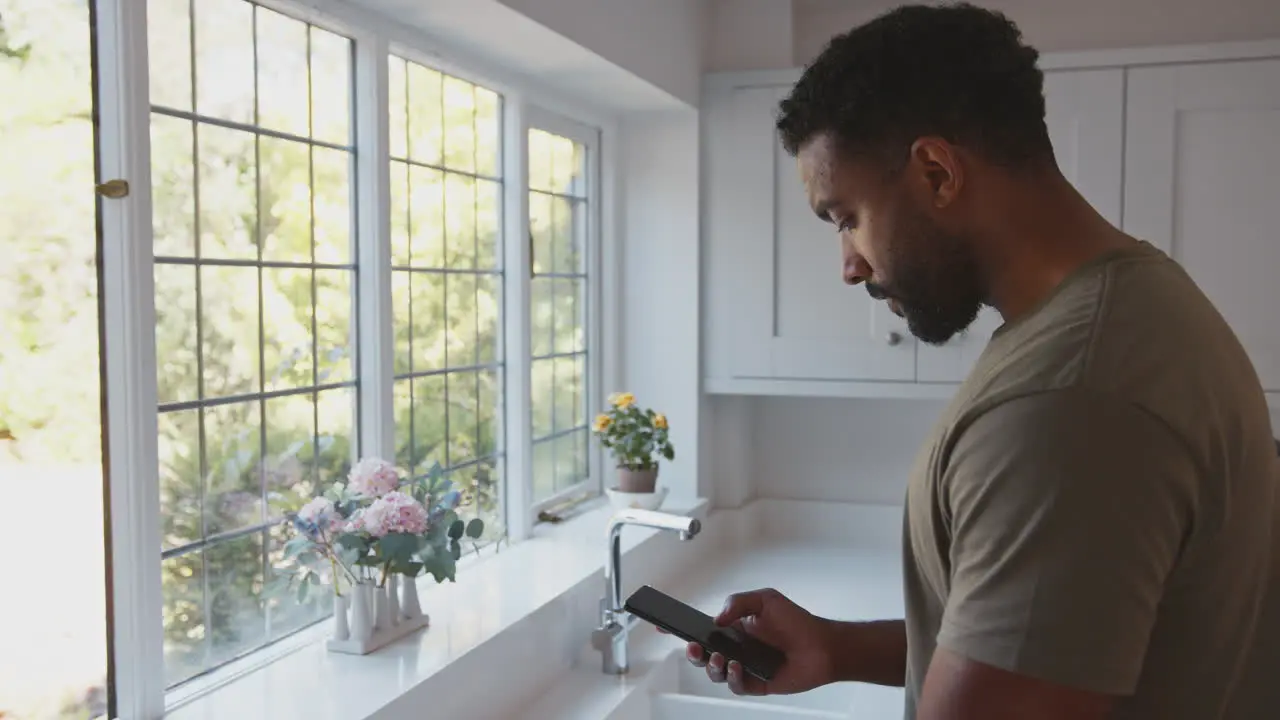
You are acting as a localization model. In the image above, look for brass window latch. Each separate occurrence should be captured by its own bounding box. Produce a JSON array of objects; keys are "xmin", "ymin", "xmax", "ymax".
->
[{"xmin": 95, "ymin": 178, "xmax": 129, "ymax": 199}]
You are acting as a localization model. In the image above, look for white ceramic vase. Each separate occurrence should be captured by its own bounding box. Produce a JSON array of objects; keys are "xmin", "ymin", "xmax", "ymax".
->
[
  {"xmin": 401, "ymin": 575, "xmax": 422, "ymax": 619},
  {"xmin": 386, "ymin": 576, "xmax": 400, "ymax": 626},
  {"xmin": 374, "ymin": 583, "xmax": 389, "ymax": 631},
  {"xmin": 332, "ymin": 593, "xmax": 350, "ymax": 641},
  {"xmin": 348, "ymin": 583, "xmax": 373, "ymax": 644}
]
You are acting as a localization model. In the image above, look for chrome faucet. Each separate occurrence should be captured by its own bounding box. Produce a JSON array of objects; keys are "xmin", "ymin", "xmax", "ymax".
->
[{"xmin": 591, "ymin": 508, "xmax": 701, "ymax": 675}]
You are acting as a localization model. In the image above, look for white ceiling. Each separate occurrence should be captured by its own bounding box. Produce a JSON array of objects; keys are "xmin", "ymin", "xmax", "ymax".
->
[{"xmin": 342, "ymin": 0, "xmax": 687, "ymax": 114}]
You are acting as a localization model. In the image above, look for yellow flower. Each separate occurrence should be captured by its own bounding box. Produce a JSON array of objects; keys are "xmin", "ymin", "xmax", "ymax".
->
[
  {"xmin": 592, "ymin": 414, "xmax": 612, "ymax": 433},
  {"xmin": 653, "ymin": 413, "xmax": 668, "ymax": 430},
  {"xmin": 610, "ymin": 392, "xmax": 636, "ymax": 409}
]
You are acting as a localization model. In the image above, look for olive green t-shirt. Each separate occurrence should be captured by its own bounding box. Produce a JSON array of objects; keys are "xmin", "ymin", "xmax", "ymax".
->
[{"xmin": 902, "ymin": 242, "xmax": 1278, "ymax": 719}]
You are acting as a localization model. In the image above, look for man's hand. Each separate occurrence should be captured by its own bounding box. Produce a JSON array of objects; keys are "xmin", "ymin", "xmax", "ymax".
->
[{"xmin": 680, "ymin": 588, "xmax": 835, "ymax": 696}]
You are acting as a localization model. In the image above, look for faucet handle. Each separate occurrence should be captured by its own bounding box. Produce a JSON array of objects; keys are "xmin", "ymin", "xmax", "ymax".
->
[{"xmin": 590, "ymin": 626, "xmax": 614, "ymax": 652}]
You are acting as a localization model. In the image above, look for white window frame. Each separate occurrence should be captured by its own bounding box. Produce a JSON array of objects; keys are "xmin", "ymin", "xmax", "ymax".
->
[
  {"xmin": 98, "ymin": 0, "xmax": 167, "ymax": 715},
  {"xmin": 95, "ymin": 0, "xmax": 616, "ymax": 715},
  {"xmin": 522, "ymin": 106, "xmax": 605, "ymax": 516}
]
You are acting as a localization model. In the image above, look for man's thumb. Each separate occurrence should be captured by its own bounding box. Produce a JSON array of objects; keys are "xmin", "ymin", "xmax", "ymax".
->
[{"xmin": 715, "ymin": 589, "xmax": 771, "ymax": 626}]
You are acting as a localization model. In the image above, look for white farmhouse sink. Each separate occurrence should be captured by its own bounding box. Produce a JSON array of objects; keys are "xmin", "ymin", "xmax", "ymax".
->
[
  {"xmin": 669, "ymin": 654, "xmax": 856, "ymax": 713},
  {"xmin": 650, "ymin": 692, "xmax": 846, "ymax": 720},
  {"xmin": 602, "ymin": 649, "xmax": 905, "ymax": 720}
]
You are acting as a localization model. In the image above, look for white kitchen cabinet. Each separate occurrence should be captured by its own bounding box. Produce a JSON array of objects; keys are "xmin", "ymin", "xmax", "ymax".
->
[
  {"xmin": 916, "ymin": 68, "xmax": 1126, "ymax": 383},
  {"xmin": 703, "ymin": 84, "xmax": 914, "ymax": 384},
  {"xmin": 704, "ymin": 69, "xmax": 1126, "ymax": 389},
  {"xmin": 703, "ymin": 47, "xmax": 1280, "ymax": 404},
  {"xmin": 1124, "ymin": 59, "xmax": 1280, "ymax": 392}
]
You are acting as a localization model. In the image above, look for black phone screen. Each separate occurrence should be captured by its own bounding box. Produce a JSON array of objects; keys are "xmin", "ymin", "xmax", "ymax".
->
[{"xmin": 624, "ymin": 584, "xmax": 785, "ymax": 681}]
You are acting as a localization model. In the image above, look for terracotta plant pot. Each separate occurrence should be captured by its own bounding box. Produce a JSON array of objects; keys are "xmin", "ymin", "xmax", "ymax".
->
[{"xmin": 617, "ymin": 466, "xmax": 658, "ymax": 493}]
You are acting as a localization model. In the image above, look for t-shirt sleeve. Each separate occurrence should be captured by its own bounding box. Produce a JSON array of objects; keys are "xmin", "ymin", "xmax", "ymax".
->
[{"xmin": 936, "ymin": 389, "xmax": 1198, "ymax": 696}]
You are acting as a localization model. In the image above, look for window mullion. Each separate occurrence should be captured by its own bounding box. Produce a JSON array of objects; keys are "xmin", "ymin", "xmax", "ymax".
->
[
  {"xmin": 596, "ymin": 124, "xmax": 617, "ymax": 498},
  {"xmin": 502, "ymin": 94, "xmax": 533, "ymax": 541},
  {"xmin": 97, "ymin": 0, "xmax": 166, "ymax": 716},
  {"xmin": 590, "ymin": 125, "xmax": 609, "ymax": 497},
  {"xmin": 354, "ymin": 32, "xmax": 395, "ymax": 460}
]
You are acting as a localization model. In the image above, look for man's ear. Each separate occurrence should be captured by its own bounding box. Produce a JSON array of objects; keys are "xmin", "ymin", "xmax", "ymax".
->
[{"xmin": 908, "ymin": 137, "xmax": 963, "ymax": 209}]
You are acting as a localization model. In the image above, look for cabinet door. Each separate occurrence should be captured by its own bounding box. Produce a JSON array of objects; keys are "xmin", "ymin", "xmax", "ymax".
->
[
  {"xmin": 1125, "ymin": 59, "xmax": 1280, "ymax": 392},
  {"xmin": 713, "ymin": 84, "xmax": 915, "ymax": 382},
  {"xmin": 916, "ymin": 68, "xmax": 1126, "ymax": 382}
]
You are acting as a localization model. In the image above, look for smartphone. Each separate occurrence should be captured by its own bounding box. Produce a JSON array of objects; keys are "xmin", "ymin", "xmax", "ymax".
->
[{"xmin": 624, "ymin": 584, "xmax": 785, "ymax": 681}]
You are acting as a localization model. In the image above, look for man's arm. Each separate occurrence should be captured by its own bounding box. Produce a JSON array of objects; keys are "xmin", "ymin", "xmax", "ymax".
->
[
  {"xmin": 915, "ymin": 389, "xmax": 1197, "ymax": 719},
  {"xmin": 918, "ymin": 649, "xmax": 1113, "ymax": 720},
  {"xmin": 823, "ymin": 619, "xmax": 907, "ymax": 687}
]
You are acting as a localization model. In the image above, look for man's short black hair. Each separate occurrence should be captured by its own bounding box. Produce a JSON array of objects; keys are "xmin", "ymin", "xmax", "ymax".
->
[{"xmin": 777, "ymin": 3, "xmax": 1051, "ymax": 170}]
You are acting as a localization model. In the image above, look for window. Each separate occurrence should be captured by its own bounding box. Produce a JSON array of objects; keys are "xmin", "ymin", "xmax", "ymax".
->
[
  {"xmin": 39, "ymin": 0, "xmax": 610, "ymax": 712},
  {"xmin": 147, "ymin": 0, "xmax": 358, "ymax": 686},
  {"xmin": 527, "ymin": 125, "xmax": 595, "ymax": 505},
  {"xmin": 387, "ymin": 54, "xmax": 505, "ymax": 538}
]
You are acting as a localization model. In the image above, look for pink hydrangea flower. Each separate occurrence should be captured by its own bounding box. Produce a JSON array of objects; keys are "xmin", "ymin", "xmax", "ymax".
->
[
  {"xmin": 297, "ymin": 497, "xmax": 336, "ymax": 525},
  {"xmin": 361, "ymin": 491, "xmax": 430, "ymax": 537},
  {"xmin": 341, "ymin": 509, "xmax": 365, "ymax": 534},
  {"xmin": 348, "ymin": 458, "xmax": 400, "ymax": 498}
]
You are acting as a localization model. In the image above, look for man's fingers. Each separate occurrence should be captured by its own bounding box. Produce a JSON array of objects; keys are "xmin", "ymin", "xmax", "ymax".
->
[
  {"xmin": 699, "ymin": 651, "xmax": 768, "ymax": 696},
  {"xmin": 716, "ymin": 589, "xmax": 775, "ymax": 626},
  {"xmin": 685, "ymin": 642, "xmax": 706, "ymax": 667},
  {"xmin": 705, "ymin": 652, "xmax": 728, "ymax": 683},
  {"xmin": 727, "ymin": 660, "xmax": 767, "ymax": 696}
]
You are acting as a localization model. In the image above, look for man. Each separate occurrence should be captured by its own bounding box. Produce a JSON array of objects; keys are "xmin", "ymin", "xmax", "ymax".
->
[{"xmin": 683, "ymin": 4, "xmax": 1277, "ymax": 719}]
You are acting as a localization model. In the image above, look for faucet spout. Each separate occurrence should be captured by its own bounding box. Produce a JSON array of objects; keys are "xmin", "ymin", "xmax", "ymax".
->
[
  {"xmin": 596, "ymin": 508, "xmax": 701, "ymax": 674},
  {"xmin": 605, "ymin": 509, "xmax": 701, "ymax": 615}
]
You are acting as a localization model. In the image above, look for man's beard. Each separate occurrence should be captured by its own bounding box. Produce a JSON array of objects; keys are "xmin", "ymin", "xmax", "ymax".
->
[{"xmin": 873, "ymin": 210, "xmax": 985, "ymax": 346}]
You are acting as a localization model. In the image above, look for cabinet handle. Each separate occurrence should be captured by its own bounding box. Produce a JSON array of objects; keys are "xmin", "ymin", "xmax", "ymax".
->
[{"xmin": 886, "ymin": 331, "xmax": 903, "ymax": 346}]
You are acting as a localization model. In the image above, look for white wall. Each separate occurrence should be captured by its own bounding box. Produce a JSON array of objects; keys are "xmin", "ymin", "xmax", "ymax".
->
[
  {"xmin": 793, "ymin": 0, "xmax": 1280, "ymax": 65},
  {"xmin": 751, "ymin": 397, "xmax": 943, "ymax": 505},
  {"xmin": 700, "ymin": 0, "xmax": 1280, "ymax": 72},
  {"xmin": 712, "ymin": 398, "xmax": 1279, "ymax": 509},
  {"xmin": 498, "ymin": 0, "xmax": 709, "ymax": 107},
  {"xmin": 350, "ymin": 0, "xmax": 702, "ymax": 113},
  {"xmin": 619, "ymin": 110, "xmax": 704, "ymax": 502},
  {"xmin": 703, "ymin": 0, "xmax": 794, "ymax": 72},
  {"xmin": 701, "ymin": 395, "xmax": 757, "ymax": 508}
]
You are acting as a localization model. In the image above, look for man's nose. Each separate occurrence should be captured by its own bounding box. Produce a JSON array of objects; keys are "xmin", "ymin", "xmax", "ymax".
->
[{"xmin": 843, "ymin": 254, "xmax": 871, "ymax": 286}]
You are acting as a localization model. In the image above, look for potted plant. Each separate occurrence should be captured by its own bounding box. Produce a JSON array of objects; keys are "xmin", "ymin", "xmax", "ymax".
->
[
  {"xmin": 592, "ymin": 392, "xmax": 674, "ymax": 495},
  {"xmin": 271, "ymin": 458, "xmax": 484, "ymax": 655}
]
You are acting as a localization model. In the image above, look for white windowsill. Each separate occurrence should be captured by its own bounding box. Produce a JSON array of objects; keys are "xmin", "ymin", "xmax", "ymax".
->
[{"xmin": 164, "ymin": 495, "xmax": 709, "ymax": 720}]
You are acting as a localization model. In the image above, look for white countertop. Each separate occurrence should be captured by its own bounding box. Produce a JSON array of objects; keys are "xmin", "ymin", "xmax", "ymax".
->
[
  {"xmin": 165, "ymin": 498, "xmax": 908, "ymax": 720},
  {"xmin": 165, "ymin": 497, "xmax": 710, "ymax": 720}
]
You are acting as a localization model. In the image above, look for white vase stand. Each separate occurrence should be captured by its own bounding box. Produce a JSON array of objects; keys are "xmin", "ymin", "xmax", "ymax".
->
[{"xmin": 326, "ymin": 579, "xmax": 431, "ymax": 655}]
